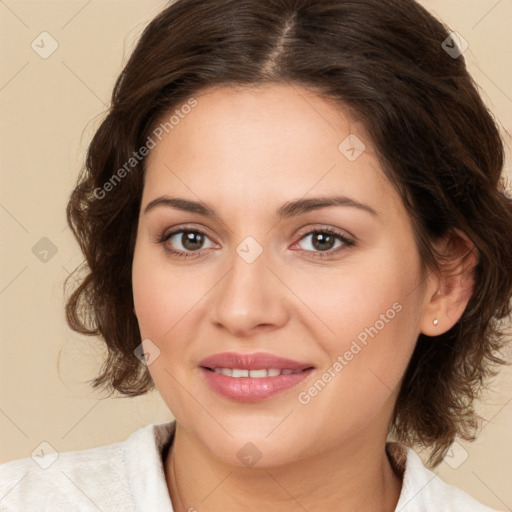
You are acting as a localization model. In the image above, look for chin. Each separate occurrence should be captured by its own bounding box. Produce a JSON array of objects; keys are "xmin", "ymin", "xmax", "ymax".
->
[{"xmin": 184, "ymin": 410, "xmax": 316, "ymax": 468}]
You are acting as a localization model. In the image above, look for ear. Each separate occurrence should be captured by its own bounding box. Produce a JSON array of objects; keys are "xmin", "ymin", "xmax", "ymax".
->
[{"xmin": 419, "ymin": 229, "xmax": 479, "ymax": 336}]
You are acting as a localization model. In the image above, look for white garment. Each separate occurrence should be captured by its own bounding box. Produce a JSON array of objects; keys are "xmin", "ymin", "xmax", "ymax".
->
[{"xmin": 0, "ymin": 421, "xmax": 499, "ymax": 511}]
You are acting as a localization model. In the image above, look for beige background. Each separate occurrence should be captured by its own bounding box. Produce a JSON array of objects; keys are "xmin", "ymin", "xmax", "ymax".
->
[{"xmin": 1, "ymin": 0, "xmax": 511, "ymax": 509}]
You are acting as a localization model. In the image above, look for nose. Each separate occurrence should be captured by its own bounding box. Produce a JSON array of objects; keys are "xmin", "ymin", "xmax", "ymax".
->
[{"xmin": 209, "ymin": 244, "xmax": 290, "ymax": 339}]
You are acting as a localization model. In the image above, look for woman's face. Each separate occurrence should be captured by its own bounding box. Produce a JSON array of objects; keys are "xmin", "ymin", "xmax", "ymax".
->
[{"xmin": 132, "ymin": 83, "xmax": 435, "ymax": 466}]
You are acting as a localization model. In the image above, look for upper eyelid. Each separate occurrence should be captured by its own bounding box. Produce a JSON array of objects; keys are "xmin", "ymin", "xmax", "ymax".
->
[
  {"xmin": 295, "ymin": 225, "xmax": 354, "ymax": 241},
  {"xmin": 161, "ymin": 224, "xmax": 216, "ymax": 243}
]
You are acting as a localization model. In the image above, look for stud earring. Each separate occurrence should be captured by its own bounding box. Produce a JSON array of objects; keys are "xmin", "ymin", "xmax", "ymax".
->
[{"xmin": 433, "ymin": 318, "xmax": 439, "ymax": 326}]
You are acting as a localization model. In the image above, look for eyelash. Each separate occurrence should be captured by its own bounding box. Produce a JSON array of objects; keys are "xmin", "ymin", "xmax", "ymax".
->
[{"xmin": 157, "ymin": 225, "xmax": 355, "ymax": 260}]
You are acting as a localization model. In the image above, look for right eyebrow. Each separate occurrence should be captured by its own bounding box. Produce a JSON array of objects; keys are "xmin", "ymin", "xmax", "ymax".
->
[{"xmin": 144, "ymin": 196, "xmax": 217, "ymax": 217}]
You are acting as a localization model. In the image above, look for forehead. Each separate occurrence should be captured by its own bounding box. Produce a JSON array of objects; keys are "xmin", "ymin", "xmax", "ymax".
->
[
  {"xmin": 142, "ymin": 83, "xmax": 402, "ymax": 217},
  {"xmin": 148, "ymin": 82, "xmax": 368, "ymax": 162}
]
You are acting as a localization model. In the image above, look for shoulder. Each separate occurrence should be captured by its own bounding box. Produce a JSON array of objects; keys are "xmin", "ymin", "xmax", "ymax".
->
[
  {"xmin": 388, "ymin": 442, "xmax": 500, "ymax": 512},
  {"xmin": 0, "ymin": 422, "xmax": 176, "ymax": 512},
  {"xmin": 0, "ymin": 432, "xmax": 133, "ymax": 511}
]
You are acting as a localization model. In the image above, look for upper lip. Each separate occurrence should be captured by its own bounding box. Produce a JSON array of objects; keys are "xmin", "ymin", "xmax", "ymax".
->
[{"xmin": 199, "ymin": 352, "xmax": 314, "ymax": 371}]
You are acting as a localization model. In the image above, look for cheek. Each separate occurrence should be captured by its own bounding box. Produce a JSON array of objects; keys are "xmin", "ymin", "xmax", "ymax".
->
[
  {"xmin": 132, "ymin": 247, "xmax": 205, "ymax": 418},
  {"xmin": 289, "ymin": 245, "xmax": 422, "ymax": 403},
  {"xmin": 286, "ymin": 246, "xmax": 420, "ymax": 351},
  {"xmin": 132, "ymin": 244, "xmax": 204, "ymax": 340}
]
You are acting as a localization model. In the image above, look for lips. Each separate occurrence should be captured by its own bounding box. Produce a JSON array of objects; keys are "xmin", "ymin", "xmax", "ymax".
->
[{"xmin": 199, "ymin": 352, "xmax": 315, "ymax": 401}]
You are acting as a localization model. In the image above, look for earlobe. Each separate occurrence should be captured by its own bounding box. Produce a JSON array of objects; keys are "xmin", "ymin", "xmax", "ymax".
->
[
  {"xmin": 419, "ymin": 229, "xmax": 478, "ymax": 337},
  {"xmin": 419, "ymin": 278, "xmax": 443, "ymax": 336}
]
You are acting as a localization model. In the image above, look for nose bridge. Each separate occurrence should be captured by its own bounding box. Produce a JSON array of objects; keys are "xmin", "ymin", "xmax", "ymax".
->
[{"xmin": 210, "ymin": 236, "xmax": 288, "ymax": 335}]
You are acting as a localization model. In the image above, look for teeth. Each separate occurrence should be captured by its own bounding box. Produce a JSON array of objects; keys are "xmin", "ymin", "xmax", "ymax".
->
[
  {"xmin": 213, "ymin": 368, "xmax": 302, "ymax": 378},
  {"xmin": 248, "ymin": 369, "xmax": 267, "ymax": 378}
]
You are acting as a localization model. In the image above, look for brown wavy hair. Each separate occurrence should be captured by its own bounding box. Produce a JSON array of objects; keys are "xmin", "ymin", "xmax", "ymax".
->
[{"xmin": 65, "ymin": 0, "xmax": 512, "ymax": 465}]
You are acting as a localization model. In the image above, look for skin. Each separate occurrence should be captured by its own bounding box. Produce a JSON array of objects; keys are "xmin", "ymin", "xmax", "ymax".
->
[{"xmin": 132, "ymin": 83, "xmax": 476, "ymax": 512}]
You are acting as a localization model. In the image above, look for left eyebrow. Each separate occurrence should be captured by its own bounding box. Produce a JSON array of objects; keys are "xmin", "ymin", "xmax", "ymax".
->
[
  {"xmin": 276, "ymin": 196, "xmax": 379, "ymax": 219},
  {"xmin": 143, "ymin": 195, "xmax": 378, "ymax": 218}
]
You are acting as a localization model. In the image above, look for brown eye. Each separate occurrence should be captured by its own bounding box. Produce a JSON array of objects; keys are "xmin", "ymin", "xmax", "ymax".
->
[
  {"xmin": 297, "ymin": 228, "xmax": 354, "ymax": 255},
  {"xmin": 310, "ymin": 232, "xmax": 337, "ymax": 251},
  {"xmin": 159, "ymin": 228, "xmax": 216, "ymax": 258},
  {"xmin": 178, "ymin": 231, "xmax": 205, "ymax": 251}
]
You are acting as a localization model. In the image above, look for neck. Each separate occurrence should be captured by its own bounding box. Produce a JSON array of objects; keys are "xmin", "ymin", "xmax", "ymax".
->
[{"xmin": 165, "ymin": 423, "xmax": 402, "ymax": 512}]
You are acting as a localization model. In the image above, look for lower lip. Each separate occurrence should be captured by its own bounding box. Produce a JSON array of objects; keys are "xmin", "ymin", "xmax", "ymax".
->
[{"xmin": 200, "ymin": 368, "xmax": 314, "ymax": 402}]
